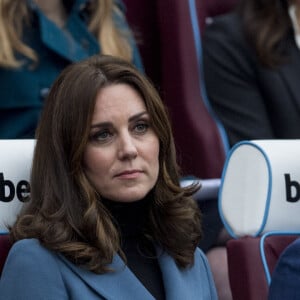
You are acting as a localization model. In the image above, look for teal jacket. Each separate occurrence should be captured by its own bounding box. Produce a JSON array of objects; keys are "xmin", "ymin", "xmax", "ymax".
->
[
  {"xmin": 0, "ymin": 239, "xmax": 218, "ymax": 299},
  {"xmin": 0, "ymin": 0, "xmax": 143, "ymax": 139}
]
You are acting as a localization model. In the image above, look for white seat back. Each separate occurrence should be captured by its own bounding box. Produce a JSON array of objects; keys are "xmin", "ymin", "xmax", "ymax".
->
[
  {"xmin": 0, "ymin": 140, "xmax": 35, "ymax": 233},
  {"xmin": 219, "ymin": 140, "xmax": 300, "ymax": 238}
]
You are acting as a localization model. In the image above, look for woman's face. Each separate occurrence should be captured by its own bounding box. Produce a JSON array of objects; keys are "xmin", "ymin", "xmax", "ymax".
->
[{"xmin": 83, "ymin": 83, "xmax": 160, "ymax": 202}]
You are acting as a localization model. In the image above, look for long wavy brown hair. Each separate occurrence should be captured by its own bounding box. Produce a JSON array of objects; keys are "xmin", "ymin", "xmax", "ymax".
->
[
  {"xmin": 0, "ymin": 0, "xmax": 134, "ymax": 68},
  {"xmin": 10, "ymin": 55, "xmax": 202, "ymax": 274},
  {"xmin": 237, "ymin": 0, "xmax": 292, "ymax": 67}
]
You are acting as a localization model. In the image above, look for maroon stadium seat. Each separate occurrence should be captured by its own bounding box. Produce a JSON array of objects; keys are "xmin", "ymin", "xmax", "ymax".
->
[
  {"xmin": 0, "ymin": 235, "xmax": 11, "ymax": 276},
  {"xmin": 227, "ymin": 234, "xmax": 300, "ymax": 300},
  {"xmin": 123, "ymin": 0, "xmax": 240, "ymax": 178}
]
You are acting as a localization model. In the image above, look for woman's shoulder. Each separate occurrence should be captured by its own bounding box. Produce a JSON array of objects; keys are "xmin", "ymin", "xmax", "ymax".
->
[
  {"xmin": 209, "ymin": 11, "xmax": 239, "ymax": 25},
  {"xmin": 268, "ymin": 238, "xmax": 300, "ymax": 298},
  {"xmin": 203, "ymin": 11, "xmax": 255, "ymax": 65},
  {"xmin": 270, "ymin": 238, "xmax": 300, "ymax": 283},
  {"xmin": 10, "ymin": 238, "xmax": 47, "ymax": 252},
  {"xmin": 2, "ymin": 238, "xmax": 65, "ymax": 285},
  {"xmin": 278, "ymin": 237, "xmax": 300, "ymax": 260},
  {"xmin": 7, "ymin": 238, "xmax": 58, "ymax": 267},
  {"xmin": 0, "ymin": 241, "xmax": 69, "ymax": 299},
  {"xmin": 204, "ymin": 11, "xmax": 245, "ymax": 45}
]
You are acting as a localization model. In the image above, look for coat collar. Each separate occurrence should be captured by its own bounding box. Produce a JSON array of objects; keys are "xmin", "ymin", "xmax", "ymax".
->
[
  {"xmin": 158, "ymin": 248, "xmax": 214, "ymax": 299},
  {"xmin": 29, "ymin": 0, "xmax": 99, "ymax": 62},
  {"xmin": 59, "ymin": 253, "xmax": 155, "ymax": 300},
  {"xmin": 58, "ymin": 248, "xmax": 214, "ymax": 300},
  {"xmin": 26, "ymin": 0, "xmax": 89, "ymax": 11}
]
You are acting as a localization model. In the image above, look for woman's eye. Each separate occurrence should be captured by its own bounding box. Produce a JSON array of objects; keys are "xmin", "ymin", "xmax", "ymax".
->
[
  {"xmin": 90, "ymin": 130, "xmax": 112, "ymax": 142},
  {"xmin": 134, "ymin": 123, "xmax": 149, "ymax": 133}
]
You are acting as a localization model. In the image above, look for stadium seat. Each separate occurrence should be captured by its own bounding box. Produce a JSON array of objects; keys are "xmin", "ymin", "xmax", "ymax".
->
[
  {"xmin": 227, "ymin": 233, "xmax": 300, "ymax": 300},
  {"xmin": 124, "ymin": 0, "xmax": 235, "ymax": 178},
  {"xmin": 0, "ymin": 139, "xmax": 35, "ymax": 276},
  {"xmin": 219, "ymin": 139, "xmax": 300, "ymax": 299},
  {"xmin": 0, "ymin": 139, "xmax": 34, "ymax": 233},
  {"xmin": 122, "ymin": 0, "xmax": 161, "ymax": 88},
  {"xmin": 0, "ymin": 234, "xmax": 11, "ymax": 276}
]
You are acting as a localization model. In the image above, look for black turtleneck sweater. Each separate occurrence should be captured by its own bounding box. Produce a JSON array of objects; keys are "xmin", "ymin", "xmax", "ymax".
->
[{"xmin": 102, "ymin": 197, "xmax": 165, "ymax": 300}]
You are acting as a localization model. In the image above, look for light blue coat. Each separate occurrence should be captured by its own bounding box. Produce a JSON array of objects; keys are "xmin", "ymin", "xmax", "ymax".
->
[{"xmin": 0, "ymin": 239, "xmax": 217, "ymax": 299}]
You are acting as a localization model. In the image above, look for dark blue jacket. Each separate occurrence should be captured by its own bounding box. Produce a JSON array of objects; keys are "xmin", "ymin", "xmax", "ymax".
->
[
  {"xmin": 268, "ymin": 237, "xmax": 300, "ymax": 299},
  {"xmin": 203, "ymin": 12, "xmax": 300, "ymax": 147},
  {"xmin": 0, "ymin": 0, "xmax": 143, "ymax": 138}
]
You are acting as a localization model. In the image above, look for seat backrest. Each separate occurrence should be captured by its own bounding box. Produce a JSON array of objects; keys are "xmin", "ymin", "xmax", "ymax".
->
[
  {"xmin": 122, "ymin": 0, "xmax": 161, "ymax": 88},
  {"xmin": 0, "ymin": 139, "xmax": 35, "ymax": 233},
  {"xmin": 219, "ymin": 140, "xmax": 300, "ymax": 238},
  {"xmin": 0, "ymin": 234, "xmax": 11, "ymax": 276},
  {"xmin": 219, "ymin": 139, "xmax": 300, "ymax": 299},
  {"xmin": 156, "ymin": 0, "xmax": 229, "ymax": 178},
  {"xmin": 124, "ymin": 0, "xmax": 229, "ymax": 178},
  {"xmin": 0, "ymin": 139, "xmax": 34, "ymax": 275},
  {"xmin": 227, "ymin": 234, "xmax": 300, "ymax": 300}
]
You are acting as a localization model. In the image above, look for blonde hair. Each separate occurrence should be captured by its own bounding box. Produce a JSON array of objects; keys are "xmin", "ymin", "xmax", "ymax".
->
[{"xmin": 0, "ymin": 0, "xmax": 133, "ymax": 68}]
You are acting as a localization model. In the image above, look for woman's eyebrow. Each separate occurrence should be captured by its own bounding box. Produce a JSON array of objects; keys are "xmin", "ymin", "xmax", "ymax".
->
[
  {"xmin": 90, "ymin": 121, "xmax": 112, "ymax": 129},
  {"xmin": 128, "ymin": 111, "xmax": 148, "ymax": 122},
  {"xmin": 90, "ymin": 111, "xmax": 149, "ymax": 129}
]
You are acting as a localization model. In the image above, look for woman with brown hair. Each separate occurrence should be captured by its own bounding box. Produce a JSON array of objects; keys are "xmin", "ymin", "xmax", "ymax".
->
[
  {"xmin": 0, "ymin": 55, "xmax": 217, "ymax": 299},
  {"xmin": 0, "ymin": 0, "xmax": 143, "ymax": 139},
  {"xmin": 203, "ymin": 0, "xmax": 300, "ymax": 147}
]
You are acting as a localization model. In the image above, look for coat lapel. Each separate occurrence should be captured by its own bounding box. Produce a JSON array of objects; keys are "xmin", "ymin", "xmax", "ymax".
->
[
  {"xmin": 59, "ymin": 253, "xmax": 155, "ymax": 300},
  {"xmin": 59, "ymin": 248, "xmax": 216, "ymax": 299},
  {"xmin": 36, "ymin": 7, "xmax": 99, "ymax": 62},
  {"xmin": 159, "ymin": 248, "xmax": 216, "ymax": 300}
]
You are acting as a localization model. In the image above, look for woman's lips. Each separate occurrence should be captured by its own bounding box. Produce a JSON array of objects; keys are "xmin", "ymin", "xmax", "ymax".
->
[{"xmin": 115, "ymin": 170, "xmax": 143, "ymax": 179}]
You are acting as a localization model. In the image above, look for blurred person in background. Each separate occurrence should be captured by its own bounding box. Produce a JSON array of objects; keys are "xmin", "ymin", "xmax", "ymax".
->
[
  {"xmin": 203, "ymin": 0, "xmax": 300, "ymax": 299},
  {"xmin": 268, "ymin": 236, "xmax": 300, "ymax": 299},
  {"xmin": 0, "ymin": 0, "xmax": 143, "ymax": 138},
  {"xmin": 203, "ymin": 0, "xmax": 300, "ymax": 147}
]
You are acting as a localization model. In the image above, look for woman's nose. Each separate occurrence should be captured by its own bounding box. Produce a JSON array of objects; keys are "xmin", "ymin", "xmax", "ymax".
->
[{"xmin": 117, "ymin": 132, "xmax": 138, "ymax": 160}]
